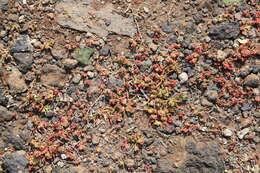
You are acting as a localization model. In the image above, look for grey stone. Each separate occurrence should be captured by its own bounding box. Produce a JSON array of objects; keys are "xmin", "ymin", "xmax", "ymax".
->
[
  {"xmin": 160, "ymin": 22, "xmax": 174, "ymax": 33},
  {"xmin": 3, "ymin": 131, "xmax": 25, "ymax": 150},
  {"xmin": 0, "ymin": 0, "xmax": 8, "ymax": 12},
  {"xmin": 56, "ymin": 1, "xmax": 136, "ymax": 37},
  {"xmin": 208, "ymin": 22, "xmax": 240, "ymax": 40},
  {"xmin": 0, "ymin": 105, "xmax": 13, "ymax": 122},
  {"xmin": 3, "ymin": 152, "xmax": 29, "ymax": 173},
  {"xmin": 166, "ymin": 34, "xmax": 177, "ymax": 44},
  {"xmin": 11, "ymin": 35, "xmax": 33, "ymax": 53},
  {"xmin": 184, "ymin": 142, "xmax": 225, "ymax": 173},
  {"xmin": 107, "ymin": 75, "xmax": 123, "ymax": 89},
  {"xmin": 13, "ymin": 53, "xmax": 33, "ymax": 73},
  {"xmin": 99, "ymin": 47, "xmax": 110, "ymax": 56}
]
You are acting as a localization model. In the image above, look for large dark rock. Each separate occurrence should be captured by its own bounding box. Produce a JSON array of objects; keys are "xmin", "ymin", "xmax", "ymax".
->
[
  {"xmin": 208, "ymin": 22, "xmax": 240, "ymax": 40},
  {"xmin": 183, "ymin": 142, "xmax": 225, "ymax": 173},
  {"xmin": 3, "ymin": 152, "xmax": 29, "ymax": 173}
]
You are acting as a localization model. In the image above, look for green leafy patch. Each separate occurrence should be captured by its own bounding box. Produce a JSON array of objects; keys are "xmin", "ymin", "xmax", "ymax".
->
[{"xmin": 75, "ymin": 47, "xmax": 95, "ymax": 65}]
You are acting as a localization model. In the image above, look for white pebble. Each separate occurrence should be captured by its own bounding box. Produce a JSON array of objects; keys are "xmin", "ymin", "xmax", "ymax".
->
[
  {"xmin": 223, "ymin": 129, "xmax": 233, "ymax": 137},
  {"xmin": 178, "ymin": 72, "xmax": 188, "ymax": 83},
  {"xmin": 238, "ymin": 128, "xmax": 250, "ymax": 139}
]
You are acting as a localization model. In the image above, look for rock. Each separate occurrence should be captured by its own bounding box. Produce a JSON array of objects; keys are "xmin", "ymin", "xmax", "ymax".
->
[
  {"xmin": 62, "ymin": 59, "xmax": 78, "ymax": 69},
  {"xmin": 238, "ymin": 128, "xmax": 250, "ymax": 139},
  {"xmin": 51, "ymin": 45, "xmax": 68, "ymax": 59},
  {"xmin": 99, "ymin": 47, "xmax": 110, "ymax": 56},
  {"xmin": 11, "ymin": 35, "xmax": 33, "ymax": 53},
  {"xmin": 74, "ymin": 48, "xmax": 94, "ymax": 65},
  {"xmin": 155, "ymin": 159, "xmax": 175, "ymax": 173},
  {"xmin": 3, "ymin": 132, "xmax": 25, "ymax": 150},
  {"xmin": 41, "ymin": 64, "xmax": 67, "ymax": 88},
  {"xmin": 0, "ymin": 83, "xmax": 8, "ymax": 106},
  {"xmin": 143, "ymin": 6, "xmax": 149, "ymax": 13},
  {"xmin": 216, "ymin": 50, "xmax": 228, "ymax": 61},
  {"xmin": 208, "ymin": 22, "xmax": 240, "ymax": 40},
  {"xmin": 166, "ymin": 34, "xmax": 177, "ymax": 44},
  {"xmin": 201, "ymin": 97, "xmax": 213, "ymax": 107},
  {"xmin": 206, "ymin": 90, "xmax": 218, "ymax": 102},
  {"xmin": 178, "ymin": 72, "xmax": 188, "ymax": 83},
  {"xmin": 31, "ymin": 39, "xmax": 42, "ymax": 49},
  {"xmin": 184, "ymin": 142, "xmax": 225, "ymax": 173},
  {"xmin": 5, "ymin": 67, "xmax": 28, "ymax": 93},
  {"xmin": 125, "ymin": 159, "xmax": 136, "ymax": 169},
  {"xmin": 13, "ymin": 53, "xmax": 33, "ymax": 73},
  {"xmin": 56, "ymin": 1, "xmax": 136, "ymax": 37},
  {"xmin": 149, "ymin": 43, "xmax": 158, "ymax": 52},
  {"xmin": 240, "ymin": 65, "xmax": 252, "ymax": 77},
  {"xmin": 160, "ymin": 22, "xmax": 174, "ymax": 33},
  {"xmin": 241, "ymin": 101, "xmax": 253, "ymax": 111},
  {"xmin": 141, "ymin": 59, "xmax": 152, "ymax": 71},
  {"xmin": 107, "ymin": 75, "xmax": 123, "ymax": 89},
  {"xmin": 223, "ymin": 129, "xmax": 233, "ymax": 137},
  {"xmin": 0, "ymin": 0, "xmax": 8, "ymax": 12},
  {"xmin": 0, "ymin": 105, "xmax": 13, "ymax": 122},
  {"xmin": 92, "ymin": 135, "xmax": 100, "ymax": 145},
  {"xmin": 72, "ymin": 73, "xmax": 82, "ymax": 84},
  {"xmin": 244, "ymin": 74, "xmax": 260, "ymax": 88},
  {"xmin": 3, "ymin": 152, "xmax": 29, "ymax": 173},
  {"xmin": 87, "ymin": 71, "xmax": 95, "ymax": 78}
]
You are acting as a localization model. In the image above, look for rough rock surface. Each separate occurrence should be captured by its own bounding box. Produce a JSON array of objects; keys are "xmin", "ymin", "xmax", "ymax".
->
[
  {"xmin": 11, "ymin": 35, "xmax": 33, "ymax": 53},
  {"xmin": 56, "ymin": 0, "xmax": 137, "ymax": 37},
  {"xmin": 3, "ymin": 152, "xmax": 29, "ymax": 173},
  {"xmin": 208, "ymin": 22, "xmax": 240, "ymax": 40},
  {"xmin": 5, "ymin": 67, "xmax": 28, "ymax": 93},
  {"xmin": 41, "ymin": 64, "xmax": 67, "ymax": 88},
  {"xmin": 0, "ymin": 105, "xmax": 13, "ymax": 122}
]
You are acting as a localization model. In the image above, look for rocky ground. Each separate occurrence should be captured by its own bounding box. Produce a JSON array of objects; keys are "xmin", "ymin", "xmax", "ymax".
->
[{"xmin": 0, "ymin": 0, "xmax": 259, "ymax": 173}]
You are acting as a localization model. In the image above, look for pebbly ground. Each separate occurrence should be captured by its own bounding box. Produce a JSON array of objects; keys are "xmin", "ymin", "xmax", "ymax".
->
[{"xmin": 0, "ymin": 0, "xmax": 259, "ymax": 173}]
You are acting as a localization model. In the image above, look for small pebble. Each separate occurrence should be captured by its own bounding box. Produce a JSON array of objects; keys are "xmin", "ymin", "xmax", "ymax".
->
[
  {"xmin": 178, "ymin": 72, "xmax": 188, "ymax": 83},
  {"xmin": 72, "ymin": 74, "xmax": 82, "ymax": 84},
  {"xmin": 238, "ymin": 128, "xmax": 250, "ymax": 139},
  {"xmin": 143, "ymin": 7, "xmax": 149, "ymax": 13},
  {"xmin": 223, "ymin": 129, "xmax": 233, "ymax": 137},
  {"xmin": 244, "ymin": 74, "xmax": 260, "ymax": 88},
  {"xmin": 206, "ymin": 90, "xmax": 218, "ymax": 102}
]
